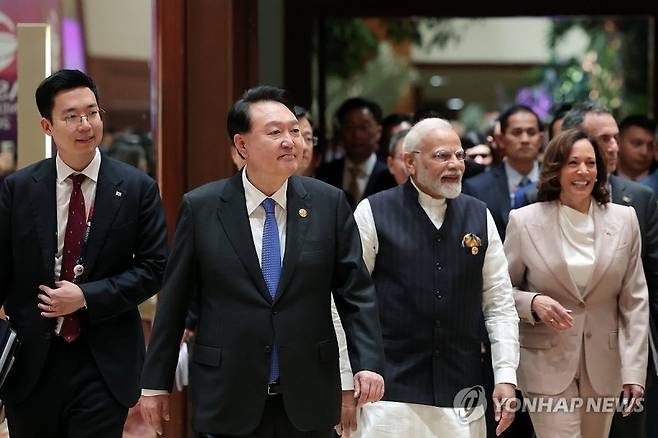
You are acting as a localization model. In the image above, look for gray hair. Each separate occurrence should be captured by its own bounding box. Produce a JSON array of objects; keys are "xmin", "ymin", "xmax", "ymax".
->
[
  {"xmin": 388, "ymin": 128, "xmax": 410, "ymax": 158},
  {"xmin": 403, "ymin": 118, "xmax": 453, "ymax": 154},
  {"xmin": 562, "ymin": 101, "xmax": 612, "ymax": 130}
]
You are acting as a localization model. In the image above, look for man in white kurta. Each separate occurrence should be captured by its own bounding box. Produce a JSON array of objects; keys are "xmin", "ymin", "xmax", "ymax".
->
[{"xmin": 336, "ymin": 118, "xmax": 519, "ymax": 438}]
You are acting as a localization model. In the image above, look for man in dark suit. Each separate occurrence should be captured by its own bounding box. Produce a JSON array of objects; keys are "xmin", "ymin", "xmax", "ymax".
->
[
  {"xmin": 140, "ymin": 86, "xmax": 385, "ymax": 437},
  {"xmin": 316, "ymin": 97, "xmax": 394, "ymax": 208},
  {"xmin": 524, "ymin": 102, "xmax": 658, "ymax": 438},
  {"xmin": 0, "ymin": 70, "xmax": 167, "ymax": 436},
  {"xmin": 463, "ymin": 105, "xmax": 544, "ymax": 240}
]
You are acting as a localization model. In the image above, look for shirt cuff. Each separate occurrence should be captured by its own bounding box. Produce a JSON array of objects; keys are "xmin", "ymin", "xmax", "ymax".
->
[
  {"xmin": 341, "ymin": 372, "xmax": 355, "ymax": 390},
  {"xmin": 142, "ymin": 389, "xmax": 169, "ymax": 396},
  {"xmin": 493, "ymin": 367, "xmax": 518, "ymax": 387}
]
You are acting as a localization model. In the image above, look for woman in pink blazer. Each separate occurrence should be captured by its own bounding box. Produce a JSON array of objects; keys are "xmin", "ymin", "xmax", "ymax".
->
[{"xmin": 504, "ymin": 128, "xmax": 649, "ymax": 438}]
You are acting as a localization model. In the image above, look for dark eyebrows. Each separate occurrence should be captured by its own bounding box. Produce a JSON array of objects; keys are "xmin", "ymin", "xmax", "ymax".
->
[{"xmin": 61, "ymin": 103, "xmax": 99, "ymax": 114}]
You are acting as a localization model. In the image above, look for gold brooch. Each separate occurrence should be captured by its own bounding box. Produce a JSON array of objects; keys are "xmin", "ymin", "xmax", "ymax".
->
[{"xmin": 461, "ymin": 233, "xmax": 482, "ymax": 255}]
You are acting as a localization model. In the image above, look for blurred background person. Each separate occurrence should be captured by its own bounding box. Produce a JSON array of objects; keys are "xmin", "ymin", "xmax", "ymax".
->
[
  {"xmin": 317, "ymin": 97, "xmax": 390, "ymax": 207},
  {"xmin": 505, "ymin": 128, "xmax": 648, "ymax": 438},
  {"xmin": 377, "ymin": 112, "xmax": 412, "ymax": 161},
  {"xmin": 384, "ymin": 128, "xmax": 409, "ymax": 185},
  {"xmin": 616, "ymin": 115, "xmax": 656, "ymax": 188},
  {"xmin": 294, "ymin": 105, "xmax": 322, "ymax": 177},
  {"xmin": 548, "ymin": 103, "xmax": 573, "ymax": 140},
  {"xmin": 464, "ymin": 104, "xmax": 544, "ymax": 240}
]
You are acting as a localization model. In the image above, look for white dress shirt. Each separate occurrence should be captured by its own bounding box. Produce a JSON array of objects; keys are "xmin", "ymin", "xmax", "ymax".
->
[
  {"xmin": 352, "ymin": 178, "xmax": 519, "ymax": 386},
  {"xmin": 504, "ymin": 160, "xmax": 539, "ymax": 204},
  {"xmin": 559, "ymin": 201, "xmax": 595, "ymax": 294},
  {"xmin": 54, "ymin": 149, "xmax": 101, "ymax": 280},
  {"xmin": 341, "ymin": 153, "xmax": 377, "ymax": 203}
]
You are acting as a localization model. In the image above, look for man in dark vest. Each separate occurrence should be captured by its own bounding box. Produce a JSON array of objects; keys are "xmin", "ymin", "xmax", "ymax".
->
[{"xmin": 349, "ymin": 118, "xmax": 519, "ymax": 437}]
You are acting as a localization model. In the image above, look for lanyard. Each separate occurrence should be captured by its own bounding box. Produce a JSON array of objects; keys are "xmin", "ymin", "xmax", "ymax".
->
[{"xmin": 72, "ymin": 204, "xmax": 94, "ymax": 283}]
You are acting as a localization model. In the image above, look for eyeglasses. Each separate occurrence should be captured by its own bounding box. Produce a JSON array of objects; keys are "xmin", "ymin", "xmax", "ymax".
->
[
  {"xmin": 62, "ymin": 109, "xmax": 104, "ymax": 128},
  {"xmin": 304, "ymin": 136, "xmax": 319, "ymax": 146},
  {"xmin": 412, "ymin": 149, "xmax": 466, "ymax": 163}
]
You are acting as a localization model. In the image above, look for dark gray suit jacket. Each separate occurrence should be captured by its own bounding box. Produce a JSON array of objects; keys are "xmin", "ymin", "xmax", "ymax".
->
[
  {"xmin": 462, "ymin": 164, "xmax": 511, "ymax": 240},
  {"xmin": 142, "ymin": 171, "xmax": 384, "ymax": 435}
]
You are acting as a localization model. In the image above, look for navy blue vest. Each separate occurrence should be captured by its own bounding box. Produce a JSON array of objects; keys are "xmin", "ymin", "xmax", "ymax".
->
[{"xmin": 369, "ymin": 180, "xmax": 488, "ymax": 407}]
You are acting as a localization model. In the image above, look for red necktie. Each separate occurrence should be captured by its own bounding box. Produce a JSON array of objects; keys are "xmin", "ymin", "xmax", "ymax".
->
[{"xmin": 59, "ymin": 174, "xmax": 86, "ymax": 342}]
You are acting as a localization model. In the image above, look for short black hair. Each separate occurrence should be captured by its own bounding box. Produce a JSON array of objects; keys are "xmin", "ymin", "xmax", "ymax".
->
[
  {"xmin": 561, "ymin": 101, "xmax": 612, "ymax": 131},
  {"xmin": 294, "ymin": 105, "xmax": 314, "ymax": 129},
  {"xmin": 548, "ymin": 103, "xmax": 573, "ymax": 139},
  {"xmin": 619, "ymin": 114, "xmax": 656, "ymax": 136},
  {"xmin": 35, "ymin": 69, "xmax": 100, "ymax": 121},
  {"xmin": 335, "ymin": 97, "xmax": 383, "ymax": 126},
  {"xmin": 227, "ymin": 85, "xmax": 295, "ymax": 141},
  {"xmin": 499, "ymin": 104, "xmax": 543, "ymax": 134}
]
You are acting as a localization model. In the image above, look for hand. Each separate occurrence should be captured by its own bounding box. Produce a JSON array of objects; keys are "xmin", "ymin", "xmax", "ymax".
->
[
  {"xmin": 622, "ymin": 384, "xmax": 644, "ymax": 417},
  {"xmin": 139, "ymin": 394, "xmax": 170, "ymax": 435},
  {"xmin": 492, "ymin": 383, "xmax": 516, "ymax": 436},
  {"xmin": 353, "ymin": 370, "xmax": 384, "ymax": 406},
  {"xmin": 531, "ymin": 295, "xmax": 574, "ymax": 330},
  {"xmin": 335, "ymin": 390, "xmax": 358, "ymax": 437},
  {"xmin": 37, "ymin": 281, "xmax": 86, "ymax": 318}
]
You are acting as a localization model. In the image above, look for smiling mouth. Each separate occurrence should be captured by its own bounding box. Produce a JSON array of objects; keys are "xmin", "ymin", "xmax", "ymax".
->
[{"xmin": 571, "ymin": 181, "xmax": 590, "ymax": 187}]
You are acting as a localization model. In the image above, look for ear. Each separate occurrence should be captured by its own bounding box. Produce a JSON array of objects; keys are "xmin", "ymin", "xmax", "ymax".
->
[
  {"xmin": 234, "ymin": 133, "xmax": 248, "ymax": 159},
  {"xmin": 493, "ymin": 131, "xmax": 505, "ymax": 152},
  {"xmin": 40, "ymin": 117, "xmax": 53, "ymax": 136},
  {"xmin": 386, "ymin": 156, "xmax": 395, "ymax": 173},
  {"xmin": 403, "ymin": 152, "xmax": 416, "ymax": 176}
]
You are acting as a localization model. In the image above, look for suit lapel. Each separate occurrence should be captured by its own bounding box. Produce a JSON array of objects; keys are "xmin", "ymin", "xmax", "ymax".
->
[
  {"xmin": 526, "ymin": 202, "xmax": 582, "ymax": 300},
  {"xmin": 274, "ymin": 176, "xmax": 310, "ymax": 303},
  {"xmin": 83, "ymin": 158, "xmax": 124, "ymax": 280},
  {"xmin": 493, "ymin": 165, "xmax": 512, "ymax": 222},
  {"xmin": 583, "ymin": 204, "xmax": 621, "ymax": 297},
  {"xmin": 610, "ymin": 175, "xmax": 633, "ymax": 206},
  {"xmin": 30, "ymin": 160, "xmax": 58, "ymax": 280},
  {"xmin": 217, "ymin": 171, "xmax": 271, "ymax": 302}
]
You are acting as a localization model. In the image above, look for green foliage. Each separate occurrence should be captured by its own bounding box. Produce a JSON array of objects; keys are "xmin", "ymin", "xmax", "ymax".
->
[{"xmin": 539, "ymin": 17, "xmax": 649, "ymax": 117}]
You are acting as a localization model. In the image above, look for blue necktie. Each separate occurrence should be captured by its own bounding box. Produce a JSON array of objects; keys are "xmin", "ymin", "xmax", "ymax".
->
[
  {"xmin": 261, "ymin": 198, "xmax": 281, "ymax": 383},
  {"xmin": 512, "ymin": 178, "xmax": 533, "ymax": 209}
]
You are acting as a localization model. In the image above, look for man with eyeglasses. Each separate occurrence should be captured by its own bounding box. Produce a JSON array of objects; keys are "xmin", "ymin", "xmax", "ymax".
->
[
  {"xmin": 342, "ymin": 118, "xmax": 519, "ymax": 438},
  {"xmin": 0, "ymin": 69, "xmax": 167, "ymax": 437},
  {"xmin": 463, "ymin": 104, "xmax": 544, "ymax": 241}
]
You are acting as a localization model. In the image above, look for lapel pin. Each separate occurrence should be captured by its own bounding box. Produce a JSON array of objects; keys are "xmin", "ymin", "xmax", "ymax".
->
[
  {"xmin": 298, "ymin": 208, "xmax": 308, "ymax": 218},
  {"xmin": 115, "ymin": 191, "xmax": 122, "ymax": 197},
  {"xmin": 461, "ymin": 233, "xmax": 482, "ymax": 256},
  {"xmin": 622, "ymin": 195, "xmax": 631, "ymax": 203}
]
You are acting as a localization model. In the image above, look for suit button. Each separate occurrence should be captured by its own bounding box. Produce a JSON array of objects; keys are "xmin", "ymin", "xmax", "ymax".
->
[
  {"xmin": 435, "ymin": 320, "xmax": 441, "ymax": 328},
  {"xmin": 585, "ymin": 332, "xmax": 592, "ymax": 339},
  {"xmin": 436, "ymin": 236, "xmax": 442, "ymax": 243},
  {"xmin": 435, "ymin": 263, "xmax": 442, "ymax": 271},
  {"xmin": 435, "ymin": 291, "xmax": 442, "ymax": 299},
  {"xmin": 272, "ymin": 310, "xmax": 278, "ymax": 315},
  {"xmin": 264, "ymin": 345, "xmax": 272, "ymax": 353}
]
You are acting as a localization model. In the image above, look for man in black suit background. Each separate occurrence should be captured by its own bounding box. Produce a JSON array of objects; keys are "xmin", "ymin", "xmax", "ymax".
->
[
  {"xmin": 316, "ymin": 97, "xmax": 394, "ymax": 208},
  {"xmin": 140, "ymin": 86, "xmax": 385, "ymax": 437},
  {"xmin": 0, "ymin": 69, "xmax": 168, "ymax": 436},
  {"xmin": 463, "ymin": 105, "xmax": 544, "ymax": 240}
]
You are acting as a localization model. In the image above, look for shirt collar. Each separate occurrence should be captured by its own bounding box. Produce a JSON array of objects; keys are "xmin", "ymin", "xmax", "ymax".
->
[
  {"xmin": 345, "ymin": 152, "xmax": 377, "ymax": 177},
  {"xmin": 504, "ymin": 160, "xmax": 539, "ymax": 189},
  {"xmin": 409, "ymin": 176, "xmax": 447, "ymax": 210},
  {"xmin": 56, "ymin": 148, "xmax": 101, "ymax": 184},
  {"xmin": 242, "ymin": 166, "xmax": 288, "ymax": 215}
]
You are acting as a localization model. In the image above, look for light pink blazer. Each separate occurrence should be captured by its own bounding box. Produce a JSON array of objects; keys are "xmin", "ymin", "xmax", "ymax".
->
[{"xmin": 504, "ymin": 200, "xmax": 648, "ymax": 396}]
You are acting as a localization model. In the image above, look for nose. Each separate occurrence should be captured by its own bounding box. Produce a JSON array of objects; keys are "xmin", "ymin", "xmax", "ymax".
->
[{"xmin": 576, "ymin": 162, "xmax": 589, "ymax": 173}]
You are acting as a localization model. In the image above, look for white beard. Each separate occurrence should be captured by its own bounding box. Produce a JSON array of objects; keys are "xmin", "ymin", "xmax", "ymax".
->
[{"xmin": 436, "ymin": 181, "xmax": 461, "ymax": 199}]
